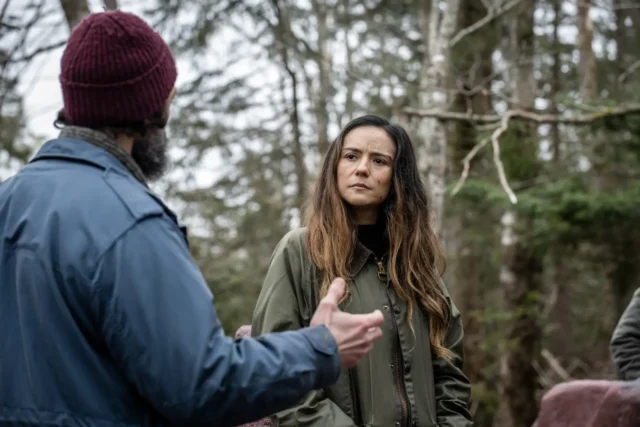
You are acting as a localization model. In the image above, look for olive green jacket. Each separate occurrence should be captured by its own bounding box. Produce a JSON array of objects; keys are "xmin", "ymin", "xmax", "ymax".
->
[
  {"xmin": 252, "ymin": 228, "xmax": 472, "ymax": 427},
  {"xmin": 611, "ymin": 287, "xmax": 640, "ymax": 380}
]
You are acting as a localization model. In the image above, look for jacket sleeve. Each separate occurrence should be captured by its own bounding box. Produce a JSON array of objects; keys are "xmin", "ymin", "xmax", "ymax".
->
[
  {"xmin": 610, "ymin": 287, "xmax": 640, "ymax": 380},
  {"xmin": 90, "ymin": 216, "xmax": 341, "ymax": 426},
  {"xmin": 432, "ymin": 285, "xmax": 473, "ymax": 427},
  {"xmin": 251, "ymin": 232, "xmax": 357, "ymax": 427}
]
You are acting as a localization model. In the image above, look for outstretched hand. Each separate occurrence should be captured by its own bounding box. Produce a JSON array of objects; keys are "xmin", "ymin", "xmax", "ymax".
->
[{"xmin": 310, "ymin": 278, "xmax": 384, "ymax": 369}]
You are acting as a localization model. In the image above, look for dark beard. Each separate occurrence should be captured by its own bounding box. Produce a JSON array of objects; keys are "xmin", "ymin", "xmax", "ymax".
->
[{"xmin": 131, "ymin": 128, "xmax": 168, "ymax": 182}]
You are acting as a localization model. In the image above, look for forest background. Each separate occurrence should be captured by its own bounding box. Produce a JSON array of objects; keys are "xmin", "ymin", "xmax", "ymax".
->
[{"xmin": 2, "ymin": 0, "xmax": 640, "ymax": 425}]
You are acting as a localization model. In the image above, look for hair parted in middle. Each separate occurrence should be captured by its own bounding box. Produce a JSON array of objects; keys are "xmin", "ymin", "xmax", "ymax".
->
[{"xmin": 303, "ymin": 114, "xmax": 453, "ymax": 360}]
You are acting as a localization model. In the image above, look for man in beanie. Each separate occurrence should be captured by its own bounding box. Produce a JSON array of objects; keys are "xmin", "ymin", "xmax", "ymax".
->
[{"xmin": 0, "ymin": 10, "xmax": 384, "ymax": 427}]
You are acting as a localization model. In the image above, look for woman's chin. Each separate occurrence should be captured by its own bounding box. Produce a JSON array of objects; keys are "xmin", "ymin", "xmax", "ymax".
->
[{"xmin": 344, "ymin": 197, "xmax": 373, "ymax": 207}]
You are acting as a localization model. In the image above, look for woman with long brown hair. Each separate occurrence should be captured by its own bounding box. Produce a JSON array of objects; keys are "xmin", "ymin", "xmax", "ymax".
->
[{"xmin": 252, "ymin": 114, "xmax": 472, "ymax": 427}]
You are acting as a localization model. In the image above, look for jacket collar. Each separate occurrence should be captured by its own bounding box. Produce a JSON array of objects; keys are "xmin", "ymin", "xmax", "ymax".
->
[
  {"xmin": 29, "ymin": 133, "xmax": 190, "ymax": 244},
  {"xmin": 350, "ymin": 241, "xmax": 374, "ymax": 276},
  {"xmin": 31, "ymin": 127, "xmax": 148, "ymax": 186}
]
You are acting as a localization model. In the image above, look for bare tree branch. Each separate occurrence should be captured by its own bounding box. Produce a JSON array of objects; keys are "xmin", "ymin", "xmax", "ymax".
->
[
  {"xmin": 269, "ymin": 0, "xmax": 307, "ymax": 209},
  {"xmin": 450, "ymin": 0, "xmax": 525, "ymax": 48},
  {"xmin": 541, "ymin": 348, "xmax": 571, "ymax": 381},
  {"xmin": 618, "ymin": 58, "xmax": 640, "ymax": 84},
  {"xmin": 403, "ymin": 104, "xmax": 640, "ymax": 124},
  {"xmin": 9, "ymin": 39, "xmax": 66, "ymax": 63},
  {"xmin": 441, "ymin": 104, "xmax": 640, "ymax": 202},
  {"xmin": 0, "ymin": 0, "xmax": 12, "ymax": 26},
  {"xmin": 0, "ymin": 0, "xmax": 49, "ymax": 118},
  {"xmin": 491, "ymin": 111, "xmax": 518, "ymax": 203},
  {"xmin": 451, "ymin": 136, "xmax": 490, "ymax": 195}
]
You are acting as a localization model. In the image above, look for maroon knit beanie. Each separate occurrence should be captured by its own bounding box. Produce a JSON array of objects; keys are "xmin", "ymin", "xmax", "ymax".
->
[{"xmin": 59, "ymin": 10, "xmax": 177, "ymax": 127}]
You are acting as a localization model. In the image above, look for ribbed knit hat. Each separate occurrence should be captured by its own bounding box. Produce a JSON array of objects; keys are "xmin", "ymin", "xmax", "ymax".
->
[{"xmin": 59, "ymin": 10, "xmax": 177, "ymax": 127}]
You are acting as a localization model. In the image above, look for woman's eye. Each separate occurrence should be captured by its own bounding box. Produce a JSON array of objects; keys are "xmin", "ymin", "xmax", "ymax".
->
[
  {"xmin": 374, "ymin": 158, "xmax": 386, "ymax": 165},
  {"xmin": 345, "ymin": 153, "xmax": 357, "ymax": 160}
]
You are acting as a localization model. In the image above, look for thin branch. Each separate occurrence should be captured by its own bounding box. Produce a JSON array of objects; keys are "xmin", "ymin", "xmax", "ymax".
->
[
  {"xmin": 451, "ymin": 136, "xmax": 490, "ymax": 195},
  {"xmin": 450, "ymin": 0, "xmax": 525, "ymax": 47},
  {"xmin": 541, "ymin": 348, "xmax": 572, "ymax": 381},
  {"xmin": 415, "ymin": 103, "xmax": 640, "ymax": 201},
  {"xmin": 0, "ymin": 0, "xmax": 12, "ymax": 27},
  {"xmin": 618, "ymin": 59, "xmax": 640, "ymax": 84},
  {"xmin": 455, "ymin": 59, "xmax": 533, "ymax": 97},
  {"xmin": 403, "ymin": 104, "xmax": 640, "ymax": 124},
  {"xmin": 491, "ymin": 111, "xmax": 518, "ymax": 204},
  {"xmin": 533, "ymin": 360, "xmax": 553, "ymax": 389},
  {"xmin": 0, "ymin": 0, "xmax": 48, "ymax": 117},
  {"xmin": 9, "ymin": 39, "xmax": 66, "ymax": 63},
  {"xmin": 479, "ymin": 0, "xmax": 493, "ymax": 12}
]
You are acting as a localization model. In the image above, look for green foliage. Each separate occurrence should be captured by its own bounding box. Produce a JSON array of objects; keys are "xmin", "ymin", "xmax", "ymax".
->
[{"xmin": 453, "ymin": 175, "xmax": 640, "ymax": 253}]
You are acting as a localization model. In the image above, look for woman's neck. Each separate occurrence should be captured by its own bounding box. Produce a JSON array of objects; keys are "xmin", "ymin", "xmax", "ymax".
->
[
  {"xmin": 356, "ymin": 216, "xmax": 389, "ymax": 258},
  {"xmin": 353, "ymin": 207, "xmax": 379, "ymax": 225}
]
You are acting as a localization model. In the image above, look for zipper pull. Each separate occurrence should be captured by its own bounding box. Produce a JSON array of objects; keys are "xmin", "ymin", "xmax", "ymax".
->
[{"xmin": 376, "ymin": 258, "xmax": 387, "ymax": 282}]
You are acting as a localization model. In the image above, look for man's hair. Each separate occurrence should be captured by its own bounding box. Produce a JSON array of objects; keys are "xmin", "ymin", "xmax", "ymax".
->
[
  {"xmin": 303, "ymin": 114, "xmax": 453, "ymax": 360},
  {"xmin": 54, "ymin": 107, "xmax": 169, "ymax": 140}
]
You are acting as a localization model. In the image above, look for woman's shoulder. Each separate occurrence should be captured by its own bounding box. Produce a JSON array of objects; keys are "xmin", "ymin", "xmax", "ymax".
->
[
  {"xmin": 271, "ymin": 227, "xmax": 317, "ymax": 286},
  {"xmin": 275, "ymin": 226, "xmax": 308, "ymax": 251},
  {"xmin": 269, "ymin": 227, "xmax": 311, "ymax": 267}
]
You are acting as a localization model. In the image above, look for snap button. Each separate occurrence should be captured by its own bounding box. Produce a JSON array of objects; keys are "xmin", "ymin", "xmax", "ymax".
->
[
  {"xmin": 383, "ymin": 304, "xmax": 389, "ymax": 310},
  {"xmin": 393, "ymin": 306, "xmax": 400, "ymax": 314},
  {"xmin": 404, "ymin": 363, "xmax": 411, "ymax": 374}
]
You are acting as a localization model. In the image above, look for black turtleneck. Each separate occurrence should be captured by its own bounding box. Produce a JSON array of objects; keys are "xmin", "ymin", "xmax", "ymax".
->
[{"xmin": 356, "ymin": 217, "xmax": 389, "ymax": 259}]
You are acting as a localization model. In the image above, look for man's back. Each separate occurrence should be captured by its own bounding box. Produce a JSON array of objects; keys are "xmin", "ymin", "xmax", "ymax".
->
[{"xmin": 0, "ymin": 137, "xmax": 172, "ymax": 426}]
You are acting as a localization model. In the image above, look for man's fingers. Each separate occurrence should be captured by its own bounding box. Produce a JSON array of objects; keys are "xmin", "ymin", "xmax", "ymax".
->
[
  {"xmin": 311, "ymin": 278, "xmax": 347, "ymax": 326},
  {"xmin": 365, "ymin": 310, "xmax": 384, "ymax": 328},
  {"xmin": 366, "ymin": 326, "xmax": 383, "ymax": 341},
  {"xmin": 346, "ymin": 310, "xmax": 384, "ymax": 329},
  {"xmin": 322, "ymin": 277, "xmax": 346, "ymax": 306}
]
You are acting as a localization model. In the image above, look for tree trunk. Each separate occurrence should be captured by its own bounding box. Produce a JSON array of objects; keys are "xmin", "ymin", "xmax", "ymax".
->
[
  {"xmin": 311, "ymin": 0, "xmax": 331, "ymax": 157},
  {"xmin": 613, "ymin": 0, "xmax": 629, "ymax": 97},
  {"xmin": 499, "ymin": 221, "xmax": 544, "ymax": 427},
  {"xmin": 550, "ymin": 0, "xmax": 561, "ymax": 163},
  {"xmin": 103, "ymin": 0, "xmax": 118, "ymax": 10},
  {"xmin": 577, "ymin": 0, "xmax": 596, "ymax": 100},
  {"xmin": 270, "ymin": 0, "xmax": 307, "ymax": 211},
  {"xmin": 336, "ymin": 0, "xmax": 354, "ymax": 128},
  {"xmin": 59, "ymin": 0, "xmax": 90, "ymax": 31},
  {"xmin": 497, "ymin": 1, "xmax": 542, "ymax": 426},
  {"xmin": 416, "ymin": 0, "xmax": 461, "ymax": 238},
  {"xmin": 447, "ymin": 0, "xmax": 497, "ymax": 424}
]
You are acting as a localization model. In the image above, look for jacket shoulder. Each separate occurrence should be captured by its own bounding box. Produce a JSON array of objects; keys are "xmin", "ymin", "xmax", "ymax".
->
[
  {"xmin": 101, "ymin": 170, "xmax": 165, "ymax": 221},
  {"xmin": 276, "ymin": 227, "xmax": 307, "ymax": 250},
  {"xmin": 57, "ymin": 168, "xmax": 168, "ymax": 246},
  {"xmin": 13, "ymin": 160, "xmax": 172, "ymax": 260},
  {"xmin": 270, "ymin": 227, "xmax": 309, "ymax": 264}
]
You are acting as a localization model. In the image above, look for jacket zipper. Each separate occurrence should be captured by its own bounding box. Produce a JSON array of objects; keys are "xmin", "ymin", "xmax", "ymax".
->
[
  {"xmin": 348, "ymin": 368, "xmax": 362, "ymax": 424},
  {"xmin": 376, "ymin": 256, "xmax": 411, "ymax": 427}
]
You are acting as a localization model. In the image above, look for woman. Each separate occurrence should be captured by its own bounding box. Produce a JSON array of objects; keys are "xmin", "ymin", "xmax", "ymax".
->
[{"xmin": 252, "ymin": 115, "xmax": 472, "ymax": 427}]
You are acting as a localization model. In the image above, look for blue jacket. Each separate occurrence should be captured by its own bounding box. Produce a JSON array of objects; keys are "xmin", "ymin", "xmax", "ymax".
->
[{"xmin": 0, "ymin": 137, "xmax": 340, "ymax": 426}]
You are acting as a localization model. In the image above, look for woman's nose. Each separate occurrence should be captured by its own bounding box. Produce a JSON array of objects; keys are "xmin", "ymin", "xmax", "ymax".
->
[{"xmin": 355, "ymin": 159, "xmax": 369, "ymax": 175}]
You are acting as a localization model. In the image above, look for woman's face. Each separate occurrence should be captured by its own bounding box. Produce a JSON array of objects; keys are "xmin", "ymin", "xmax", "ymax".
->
[{"xmin": 336, "ymin": 126, "xmax": 396, "ymax": 224}]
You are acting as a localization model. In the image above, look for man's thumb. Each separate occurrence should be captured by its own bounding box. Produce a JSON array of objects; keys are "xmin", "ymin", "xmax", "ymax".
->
[{"xmin": 323, "ymin": 278, "xmax": 346, "ymax": 305}]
